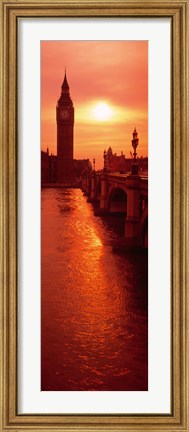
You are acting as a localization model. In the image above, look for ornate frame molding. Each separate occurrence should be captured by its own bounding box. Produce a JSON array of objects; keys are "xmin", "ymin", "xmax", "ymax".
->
[{"xmin": 0, "ymin": 1, "xmax": 188, "ymax": 430}]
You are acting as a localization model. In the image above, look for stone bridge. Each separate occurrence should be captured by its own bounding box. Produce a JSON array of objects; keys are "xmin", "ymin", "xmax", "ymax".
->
[{"xmin": 81, "ymin": 171, "xmax": 148, "ymax": 248}]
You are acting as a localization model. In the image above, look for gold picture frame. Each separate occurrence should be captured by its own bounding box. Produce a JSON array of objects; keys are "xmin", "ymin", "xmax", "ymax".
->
[{"xmin": 0, "ymin": 0, "xmax": 188, "ymax": 430}]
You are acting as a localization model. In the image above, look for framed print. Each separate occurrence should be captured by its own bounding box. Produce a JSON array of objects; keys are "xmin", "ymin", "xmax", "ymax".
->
[
  {"xmin": 41, "ymin": 39, "xmax": 149, "ymax": 395},
  {"xmin": 0, "ymin": 0, "xmax": 188, "ymax": 431}
]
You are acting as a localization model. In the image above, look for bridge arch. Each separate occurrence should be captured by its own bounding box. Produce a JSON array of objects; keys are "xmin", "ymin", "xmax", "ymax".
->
[{"xmin": 108, "ymin": 186, "xmax": 127, "ymax": 215}]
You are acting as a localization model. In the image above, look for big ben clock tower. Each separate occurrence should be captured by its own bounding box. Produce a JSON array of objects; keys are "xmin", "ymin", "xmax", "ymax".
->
[{"xmin": 56, "ymin": 71, "xmax": 74, "ymax": 183}]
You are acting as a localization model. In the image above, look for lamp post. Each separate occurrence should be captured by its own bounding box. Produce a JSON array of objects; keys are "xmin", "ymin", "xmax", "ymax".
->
[
  {"xmin": 131, "ymin": 127, "xmax": 139, "ymax": 175},
  {"xmin": 93, "ymin": 158, "xmax": 96, "ymax": 172}
]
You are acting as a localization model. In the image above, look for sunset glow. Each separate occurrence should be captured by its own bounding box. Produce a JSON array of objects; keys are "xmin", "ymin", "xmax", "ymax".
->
[
  {"xmin": 41, "ymin": 41, "xmax": 148, "ymax": 168},
  {"xmin": 91, "ymin": 102, "xmax": 113, "ymax": 122}
]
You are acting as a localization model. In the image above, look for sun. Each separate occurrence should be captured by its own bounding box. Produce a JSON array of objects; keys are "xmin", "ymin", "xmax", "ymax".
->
[{"xmin": 92, "ymin": 102, "xmax": 113, "ymax": 121}]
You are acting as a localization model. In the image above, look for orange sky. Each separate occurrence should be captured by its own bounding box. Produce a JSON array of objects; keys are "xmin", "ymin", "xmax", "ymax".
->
[{"xmin": 41, "ymin": 41, "xmax": 148, "ymax": 169}]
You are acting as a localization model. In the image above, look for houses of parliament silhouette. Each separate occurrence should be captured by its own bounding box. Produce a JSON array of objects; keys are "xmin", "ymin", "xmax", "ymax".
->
[{"xmin": 41, "ymin": 71, "xmax": 91, "ymax": 186}]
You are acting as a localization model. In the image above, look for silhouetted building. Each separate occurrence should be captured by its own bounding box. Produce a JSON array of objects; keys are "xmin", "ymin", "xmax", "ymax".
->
[
  {"xmin": 105, "ymin": 145, "xmax": 148, "ymax": 174},
  {"xmin": 105, "ymin": 147, "xmax": 126, "ymax": 172},
  {"xmin": 41, "ymin": 149, "xmax": 50, "ymax": 184},
  {"xmin": 56, "ymin": 71, "xmax": 74, "ymax": 183},
  {"xmin": 41, "ymin": 72, "xmax": 92, "ymax": 186}
]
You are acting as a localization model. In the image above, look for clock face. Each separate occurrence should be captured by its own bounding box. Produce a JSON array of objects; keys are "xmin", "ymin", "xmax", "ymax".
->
[{"xmin": 60, "ymin": 109, "xmax": 69, "ymax": 119}]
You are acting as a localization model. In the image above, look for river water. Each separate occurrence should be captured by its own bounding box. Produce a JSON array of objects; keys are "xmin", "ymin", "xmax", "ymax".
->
[{"xmin": 41, "ymin": 188, "xmax": 148, "ymax": 391}]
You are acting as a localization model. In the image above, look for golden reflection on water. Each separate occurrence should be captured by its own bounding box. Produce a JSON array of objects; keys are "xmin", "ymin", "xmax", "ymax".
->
[{"xmin": 41, "ymin": 188, "xmax": 148, "ymax": 391}]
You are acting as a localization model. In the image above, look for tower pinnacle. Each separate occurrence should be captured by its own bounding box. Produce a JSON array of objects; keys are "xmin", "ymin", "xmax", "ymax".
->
[{"xmin": 61, "ymin": 70, "xmax": 69, "ymax": 92}]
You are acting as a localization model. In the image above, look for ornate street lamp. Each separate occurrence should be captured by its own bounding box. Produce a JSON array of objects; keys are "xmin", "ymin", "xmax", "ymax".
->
[{"xmin": 131, "ymin": 127, "xmax": 139, "ymax": 175}]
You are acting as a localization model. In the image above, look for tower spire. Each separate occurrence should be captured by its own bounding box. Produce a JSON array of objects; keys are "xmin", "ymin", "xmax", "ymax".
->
[{"xmin": 62, "ymin": 69, "xmax": 69, "ymax": 92}]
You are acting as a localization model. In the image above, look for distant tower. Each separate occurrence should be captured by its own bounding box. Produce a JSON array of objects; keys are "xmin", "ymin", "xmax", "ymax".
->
[{"xmin": 56, "ymin": 71, "xmax": 74, "ymax": 183}]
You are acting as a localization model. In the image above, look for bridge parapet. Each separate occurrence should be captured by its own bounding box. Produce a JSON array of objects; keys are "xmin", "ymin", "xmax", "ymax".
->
[
  {"xmin": 99, "ymin": 172, "xmax": 108, "ymax": 210},
  {"xmin": 87, "ymin": 172, "xmax": 97, "ymax": 203},
  {"xmin": 81, "ymin": 175, "xmax": 91, "ymax": 196},
  {"xmin": 81, "ymin": 171, "xmax": 148, "ymax": 247}
]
